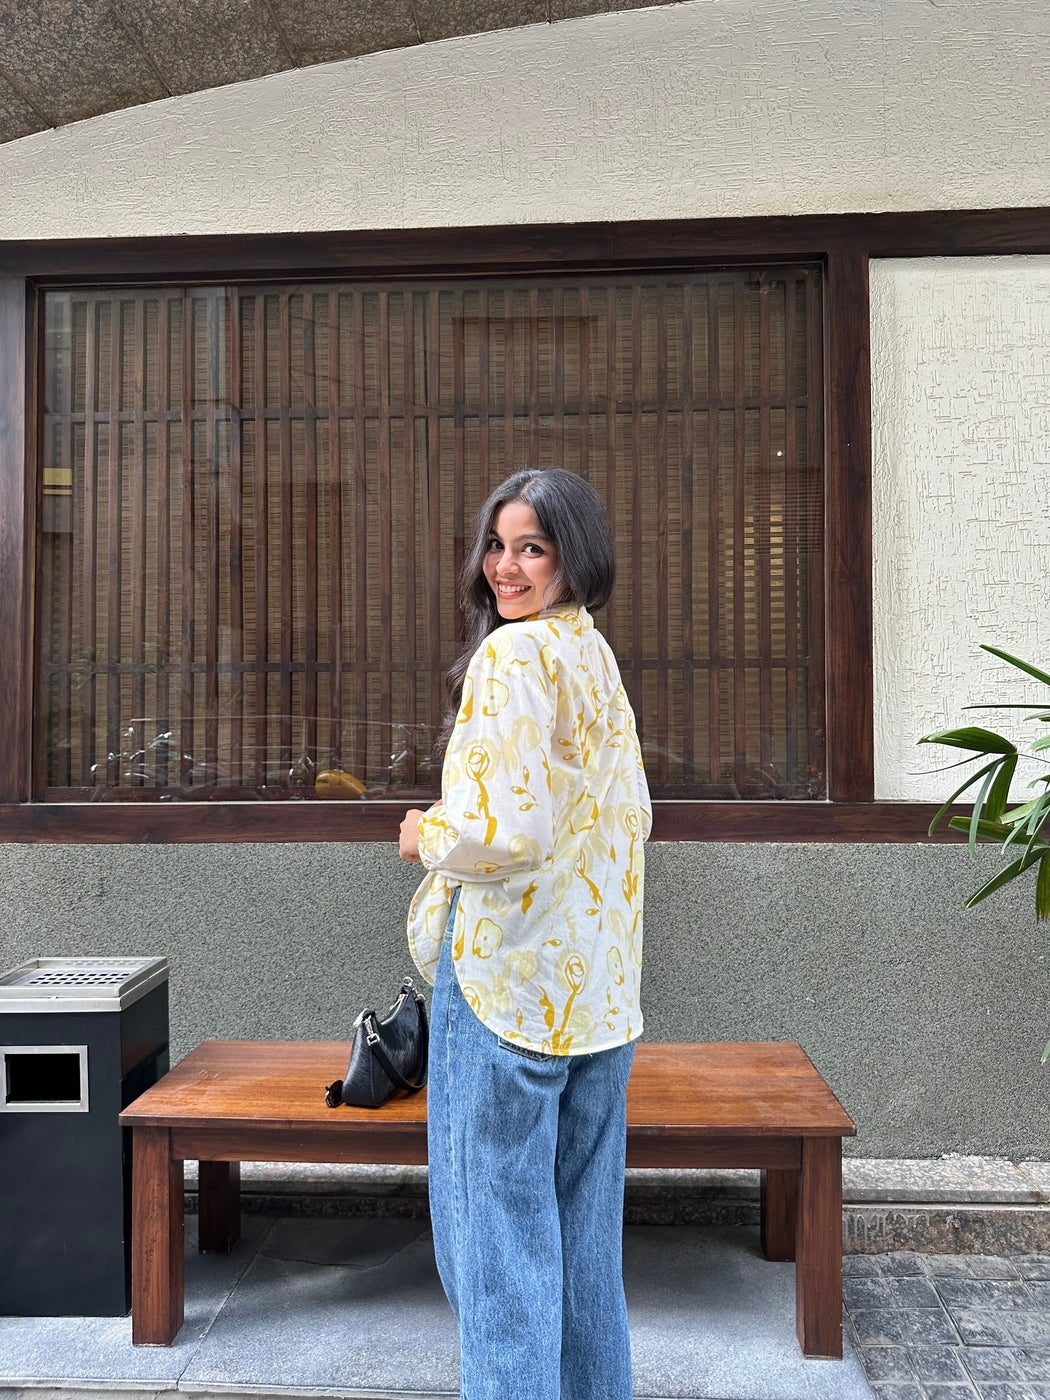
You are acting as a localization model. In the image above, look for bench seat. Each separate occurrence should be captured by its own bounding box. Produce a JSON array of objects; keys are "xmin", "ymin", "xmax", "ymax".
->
[{"xmin": 120, "ymin": 1039, "xmax": 855, "ymax": 1357}]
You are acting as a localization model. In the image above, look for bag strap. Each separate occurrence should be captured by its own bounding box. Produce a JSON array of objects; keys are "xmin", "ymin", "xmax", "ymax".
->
[{"xmin": 364, "ymin": 990, "xmax": 429, "ymax": 1092}]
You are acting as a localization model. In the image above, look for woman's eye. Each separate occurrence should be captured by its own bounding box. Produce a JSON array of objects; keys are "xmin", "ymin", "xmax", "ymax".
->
[{"xmin": 486, "ymin": 538, "xmax": 502, "ymax": 552}]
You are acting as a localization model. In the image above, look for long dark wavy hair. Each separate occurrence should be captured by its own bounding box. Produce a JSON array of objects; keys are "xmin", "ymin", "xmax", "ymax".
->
[{"xmin": 439, "ymin": 469, "xmax": 615, "ymax": 745}]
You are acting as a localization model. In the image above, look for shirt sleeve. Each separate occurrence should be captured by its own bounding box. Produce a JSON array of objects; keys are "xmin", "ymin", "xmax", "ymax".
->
[{"xmin": 417, "ymin": 628, "xmax": 556, "ymax": 882}]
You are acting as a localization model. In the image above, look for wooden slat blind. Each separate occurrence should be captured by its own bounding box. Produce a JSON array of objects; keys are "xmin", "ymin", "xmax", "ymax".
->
[{"xmin": 36, "ymin": 268, "xmax": 825, "ymax": 801}]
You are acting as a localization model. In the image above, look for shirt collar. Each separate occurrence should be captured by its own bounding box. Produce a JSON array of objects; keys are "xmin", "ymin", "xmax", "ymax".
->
[{"xmin": 534, "ymin": 603, "xmax": 592, "ymax": 629}]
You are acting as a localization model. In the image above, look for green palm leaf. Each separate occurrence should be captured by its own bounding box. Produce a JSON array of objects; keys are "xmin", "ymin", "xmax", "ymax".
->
[
  {"xmin": 964, "ymin": 844, "xmax": 1047, "ymax": 908},
  {"xmin": 1038, "ymin": 851, "xmax": 1050, "ymax": 923},
  {"xmin": 928, "ymin": 760, "xmax": 1003, "ymax": 835},
  {"xmin": 919, "ymin": 726, "xmax": 1018, "ymax": 755},
  {"xmin": 980, "ymin": 645, "xmax": 1050, "ymax": 688}
]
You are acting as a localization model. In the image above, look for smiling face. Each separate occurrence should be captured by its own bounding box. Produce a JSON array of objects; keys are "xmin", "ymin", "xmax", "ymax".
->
[{"xmin": 482, "ymin": 500, "xmax": 561, "ymax": 620}]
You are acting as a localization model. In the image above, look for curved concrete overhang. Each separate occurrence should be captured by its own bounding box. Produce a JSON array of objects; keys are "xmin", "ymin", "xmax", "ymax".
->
[{"xmin": 0, "ymin": 0, "xmax": 679, "ymax": 147}]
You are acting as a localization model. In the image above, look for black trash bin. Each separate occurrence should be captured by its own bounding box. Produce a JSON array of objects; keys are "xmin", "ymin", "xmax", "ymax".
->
[{"xmin": 0, "ymin": 956, "xmax": 169, "ymax": 1316}]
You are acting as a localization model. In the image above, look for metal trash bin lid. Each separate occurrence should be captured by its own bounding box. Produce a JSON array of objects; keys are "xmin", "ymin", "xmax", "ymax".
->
[{"xmin": 0, "ymin": 957, "xmax": 168, "ymax": 1012}]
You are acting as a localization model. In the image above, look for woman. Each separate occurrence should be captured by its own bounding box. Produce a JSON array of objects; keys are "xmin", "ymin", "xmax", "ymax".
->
[{"xmin": 399, "ymin": 468, "xmax": 651, "ymax": 1400}]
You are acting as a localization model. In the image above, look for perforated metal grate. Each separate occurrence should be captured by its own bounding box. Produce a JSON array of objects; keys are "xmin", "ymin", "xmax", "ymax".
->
[
  {"xmin": 0, "ymin": 957, "xmax": 168, "ymax": 1011},
  {"xmin": 21, "ymin": 969, "xmax": 138, "ymax": 986}
]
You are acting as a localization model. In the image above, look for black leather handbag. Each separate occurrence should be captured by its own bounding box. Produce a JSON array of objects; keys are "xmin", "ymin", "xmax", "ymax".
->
[{"xmin": 324, "ymin": 977, "xmax": 429, "ymax": 1109}]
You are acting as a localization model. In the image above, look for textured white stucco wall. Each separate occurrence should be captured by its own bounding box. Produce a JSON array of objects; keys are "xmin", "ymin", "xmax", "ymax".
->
[
  {"xmin": 872, "ymin": 257, "xmax": 1050, "ymax": 803},
  {"xmin": 0, "ymin": 0, "xmax": 1046, "ymax": 239}
]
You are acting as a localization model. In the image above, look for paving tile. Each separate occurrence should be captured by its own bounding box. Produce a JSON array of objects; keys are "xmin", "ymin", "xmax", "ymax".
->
[
  {"xmin": 851, "ymin": 1307, "xmax": 962, "ymax": 1348},
  {"xmin": 890, "ymin": 1277, "xmax": 949, "ymax": 1309},
  {"xmin": 925, "ymin": 1387, "xmax": 979, "ymax": 1399},
  {"xmin": 847, "ymin": 1277, "xmax": 898, "ymax": 1309},
  {"xmin": 844, "ymin": 1254, "xmax": 885, "ymax": 1278},
  {"xmin": 926, "ymin": 1257, "xmax": 984, "ymax": 1277},
  {"xmin": 936, "ymin": 1279, "xmax": 1037, "ymax": 1312},
  {"xmin": 1022, "ymin": 1282, "xmax": 1050, "ymax": 1307},
  {"xmin": 964, "ymin": 1352, "xmax": 1050, "ymax": 1383},
  {"xmin": 0, "ymin": 1217, "xmax": 266, "ymax": 1387},
  {"xmin": 623, "ymin": 1225, "xmax": 871, "ymax": 1400},
  {"xmin": 952, "ymin": 1310, "xmax": 1050, "ymax": 1349},
  {"xmin": 972, "ymin": 1385, "xmax": 1050, "ymax": 1400},
  {"xmin": 910, "ymin": 1347, "xmax": 976, "ymax": 1383},
  {"xmin": 260, "ymin": 1215, "xmax": 429, "ymax": 1268},
  {"xmin": 878, "ymin": 1254, "xmax": 929, "ymax": 1278},
  {"xmin": 964, "ymin": 1351, "xmax": 1045, "ymax": 1383},
  {"xmin": 1016, "ymin": 1258, "xmax": 1050, "ymax": 1282},
  {"xmin": 967, "ymin": 1258, "xmax": 1024, "ymax": 1280},
  {"xmin": 858, "ymin": 1345, "xmax": 915, "ymax": 1382},
  {"xmin": 869, "ymin": 1383, "xmax": 928, "ymax": 1400}
]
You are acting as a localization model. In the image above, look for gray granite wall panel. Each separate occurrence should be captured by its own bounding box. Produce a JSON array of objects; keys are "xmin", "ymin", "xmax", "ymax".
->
[{"xmin": 0, "ymin": 840, "xmax": 1044, "ymax": 1159}]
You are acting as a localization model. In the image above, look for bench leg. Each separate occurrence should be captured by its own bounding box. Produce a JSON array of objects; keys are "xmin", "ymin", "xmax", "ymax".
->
[
  {"xmin": 760, "ymin": 1168, "xmax": 798, "ymax": 1261},
  {"xmin": 795, "ymin": 1136, "xmax": 843, "ymax": 1360},
  {"xmin": 130, "ymin": 1126, "xmax": 185, "ymax": 1346},
  {"xmin": 198, "ymin": 1161, "xmax": 241, "ymax": 1253}
]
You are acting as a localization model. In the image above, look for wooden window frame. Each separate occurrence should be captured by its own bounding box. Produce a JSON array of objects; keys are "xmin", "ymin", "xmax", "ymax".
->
[{"xmin": 1, "ymin": 209, "xmax": 1049, "ymax": 844}]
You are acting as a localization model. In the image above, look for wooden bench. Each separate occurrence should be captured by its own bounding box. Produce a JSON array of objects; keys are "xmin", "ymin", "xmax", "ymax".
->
[{"xmin": 119, "ymin": 1039, "xmax": 855, "ymax": 1358}]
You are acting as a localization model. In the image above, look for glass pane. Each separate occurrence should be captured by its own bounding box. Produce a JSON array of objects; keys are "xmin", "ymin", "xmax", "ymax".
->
[{"xmin": 35, "ymin": 269, "xmax": 824, "ymax": 801}]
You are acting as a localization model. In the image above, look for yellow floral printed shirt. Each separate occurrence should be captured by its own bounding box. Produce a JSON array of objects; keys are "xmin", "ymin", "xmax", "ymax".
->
[{"xmin": 407, "ymin": 604, "xmax": 651, "ymax": 1055}]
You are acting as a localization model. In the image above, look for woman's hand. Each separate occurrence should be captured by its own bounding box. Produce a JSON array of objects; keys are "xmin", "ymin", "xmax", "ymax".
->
[{"xmin": 399, "ymin": 808, "xmax": 425, "ymax": 861}]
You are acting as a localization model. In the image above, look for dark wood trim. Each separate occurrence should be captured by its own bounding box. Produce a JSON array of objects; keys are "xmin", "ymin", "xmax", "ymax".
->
[
  {"xmin": 650, "ymin": 802, "xmax": 955, "ymax": 842},
  {"xmin": 0, "ymin": 800, "xmax": 959, "ymax": 843},
  {"xmin": 3, "ymin": 209, "xmax": 1050, "ymax": 284},
  {"xmin": 0, "ymin": 278, "xmax": 30, "ymax": 803},
  {"xmin": 824, "ymin": 250, "xmax": 873, "ymax": 800},
  {"xmin": 5, "ymin": 209, "xmax": 1050, "ymax": 842}
]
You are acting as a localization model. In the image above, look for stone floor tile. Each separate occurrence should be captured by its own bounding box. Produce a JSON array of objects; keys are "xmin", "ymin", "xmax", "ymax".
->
[
  {"xmin": 851, "ymin": 1307, "xmax": 963, "ymax": 1348},
  {"xmin": 910, "ymin": 1346, "xmax": 977, "ymax": 1383},
  {"xmin": 869, "ymin": 1384, "xmax": 928, "ymax": 1400},
  {"xmin": 963, "ymin": 1350, "xmax": 1045, "ymax": 1383},
  {"xmin": 935, "ymin": 1279, "xmax": 1037, "ymax": 1312},
  {"xmin": 926, "ymin": 1257, "xmax": 982, "ymax": 1278},
  {"xmin": 880, "ymin": 1254, "xmax": 929, "ymax": 1278},
  {"xmin": 1013, "ymin": 1357, "xmax": 1050, "ymax": 1383},
  {"xmin": 845, "ymin": 1254, "xmax": 885, "ymax": 1277},
  {"xmin": 953, "ymin": 1310, "xmax": 1050, "ymax": 1348},
  {"xmin": 925, "ymin": 1386, "xmax": 979, "ymax": 1399},
  {"xmin": 972, "ymin": 1385, "xmax": 1050, "ymax": 1400},
  {"xmin": 858, "ymin": 1345, "xmax": 916, "ymax": 1382},
  {"xmin": 891, "ymin": 1277, "xmax": 950, "ymax": 1309},
  {"xmin": 847, "ymin": 1277, "xmax": 898, "ymax": 1309},
  {"xmin": 1015, "ymin": 1258, "xmax": 1050, "ymax": 1282},
  {"xmin": 1021, "ymin": 1281, "xmax": 1050, "ymax": 1307},
  {"xmin": 966, "ymin": 1258, "xmax": 1024, "ymax": 1280}
]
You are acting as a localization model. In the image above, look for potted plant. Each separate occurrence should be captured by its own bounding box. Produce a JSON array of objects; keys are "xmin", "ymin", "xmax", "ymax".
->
[{"xmin": 920, "ymin": 645, "xmax": 1050, "ymax": 1051}]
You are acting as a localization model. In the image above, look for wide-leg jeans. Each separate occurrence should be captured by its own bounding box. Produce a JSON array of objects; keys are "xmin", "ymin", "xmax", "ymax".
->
[{"xmin": 427, "ymin": 914, "xmax": 635, "ymax": 1400}]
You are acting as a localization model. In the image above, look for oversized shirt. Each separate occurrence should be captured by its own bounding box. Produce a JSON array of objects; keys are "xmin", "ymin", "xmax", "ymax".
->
[{"xmin": 407, "ymin": 604, "xmax": 651, "ymax": 1055}]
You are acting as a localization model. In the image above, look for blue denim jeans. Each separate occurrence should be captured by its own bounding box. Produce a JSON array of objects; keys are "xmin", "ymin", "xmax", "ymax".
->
[{"xmin": 427, "ymin": 898, "xmax": 635, "ymax": 1400}]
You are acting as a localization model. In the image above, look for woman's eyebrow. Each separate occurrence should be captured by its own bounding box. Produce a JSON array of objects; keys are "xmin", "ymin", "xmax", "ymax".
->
[{"xmin": 490, "ymin": 531, "xmax": 551, "ymax": 544}]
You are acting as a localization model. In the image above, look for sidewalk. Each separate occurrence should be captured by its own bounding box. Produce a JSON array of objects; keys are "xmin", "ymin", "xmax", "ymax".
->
[
  {"xmin": 0, "ymin": 1216, "xmax": 869, "ymax": 1400},
  {"xmin": 845, "ymin": 1249, "xmax": 1050, "ymax": 1399},
  {"xmin": 5, "ymin": 1157, "xmax": 1050, "ymax": 1400}
]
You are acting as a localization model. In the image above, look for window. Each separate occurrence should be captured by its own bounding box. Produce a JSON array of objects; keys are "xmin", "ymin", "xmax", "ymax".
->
[{"xmin": 35, "ymin": 267, "xmax": 824, "ymax": 803}]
